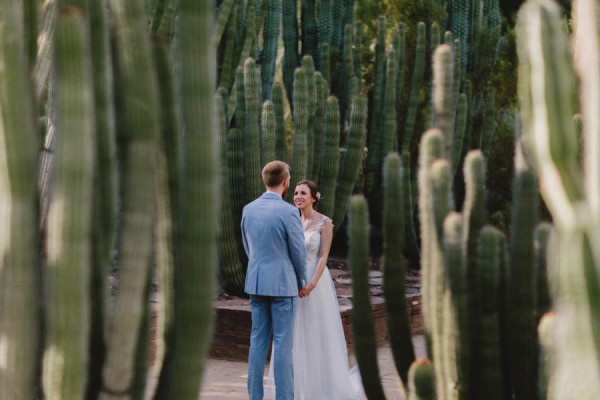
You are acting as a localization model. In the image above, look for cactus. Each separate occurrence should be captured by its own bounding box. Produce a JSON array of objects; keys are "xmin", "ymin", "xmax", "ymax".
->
[
  {"xmin": 535, "ymin": 222, "xmax": 553, "ymax": 319},
  {"xmin": 365, "ymin": 16, "xmax": 387, "ymax": 194},
  {"xmin": 383, "ymin": 153, "xmax": 416, "ymax": 389},
  {"xmin": 218, "ymin": 88, "xmax": 246, "ymax": 296},
  {"xmin": 261, "ymin": 100, "xmax": 277, "ymax": 164},
  {"xmin": 506, "ymin": 149, "xmax": 540, "ymax": 400},
  {"xmin": 0, "ymin": 1, "xmax": 42, "ymax": 398},
  {"xmin": 272, "ymin": 82, "xmax": 288, "ymax": 163},
  {"xmin": 301, "ymin": 0, "xmax": 318, "ymax": 60},
  {"xmin": 349, "ymin": 195, "xmax": 387, "ymax": 399},
  {"xmin": 475, "ymin": 225, "xmax": 506, "ymax": 400},
  {"xmin": 408, "ymin": 359, "xmax": 435, "ymax": 400},
  {"xmin": 243, "ymin": 58, "xmax": 263, "ymax": 202},
  {"xmin": 261, "ymin": 0, "xmax": 281, "ymax": 100},
  {"xmin": 332, "ymin": 94, "xmax": 368, "ymax": 232},
  {"xmin": 282, "ymin": 0, "xmax": 299, "ymax": 106},
  {"xmin": 432, "ymin": 44, "xmax": 456, "ymax": 159},
  {"xmin": 401, "ymin": 22, "xmax": 426, "ymax": 152},
  {"xmin": 318, "ymin": 96, "xmax": 341, "ymax": 218},
  {"xmin": 100, "ymin": 0, "xmax": 161, "ymax": 396},
  {"xmin": 417, "ymin": 129, "xmax": 445, "ymax": 353},
  {"xmin": 154, "ymin": 0, "xmax": 219, "ymax": 396},
  {"xmin": 310, "ymin": 72, "xmax": 327, "ymax": 181},
  {"xmin": 287, "ymin": 66, "xmax": 309, "ymax": 200}
]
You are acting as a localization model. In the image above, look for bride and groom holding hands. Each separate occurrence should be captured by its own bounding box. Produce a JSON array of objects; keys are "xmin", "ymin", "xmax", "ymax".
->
[{"xmin": 241, "ymin": 160, "xmax": 363, "ymax": 400}]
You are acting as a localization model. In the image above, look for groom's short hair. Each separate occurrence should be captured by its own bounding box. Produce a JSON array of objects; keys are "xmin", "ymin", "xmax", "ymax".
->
[{"xmin": 262, "ymin": 160, "xmax": 290, "ymax": 188}]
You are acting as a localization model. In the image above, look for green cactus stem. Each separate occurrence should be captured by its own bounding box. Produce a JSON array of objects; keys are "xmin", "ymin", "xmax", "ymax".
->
[
  {"xmin": 432, "ymin": 44, "xmax": 455, "ymax": 160},
  {"xmin": 475, "ymin": 225, "xmax": 506, "ymax": 400},
  {"xmin": 318, "ymin": 96, "xmax": 341, "ymax": 218},
  {"xmin": 301, "ymin": 0, "xmax": 318, "ymax": 61},
  {"xmin": 401, "ymin": 22, "xmax": 426, "ymax": 152},
  {"xmin": 349, "ymin": 195, "xmax": 387, "ymax": 399},
  {"xmin": 87, "ymin": 0, "xmax": 118, "ymax": 395},
  {"xmin": 535, "ymin": 222, "xmax": 553, "ymax": 320},
  {"xmin": 383, "ymin": 152, "xmax": 415, "ymax": 389},
  {"xmin": 101, "ymin": 0, "xmax": 160, "ymax": 396},
  {"xmin": 516, "ymin": 0, "xmax": 583, "ymax": 227},
  {"xmin": 154, "ymin": 0, "xmax": 219, "ymax": 396},
  {"xmin": 461, "ymin": 150, "xmax": 487, "ymax": 398},
  {"xmin": 408, "ymin": 359, "xmax": 435, "ymax": 400},
  {"xmin": 332, "ymin": 93, "xmax": 368, "ymax": 232},
  {"xmin": 0, "ymin": 1, "xmax": 42, "ymax": 398},
  {"xmin": 282, "ymin": 0, "xmax": 299, "ymax": 106},
  {"xmin": 261, "ymin": 0, "xmax": 281, "ymax": 100},
  {"xmin": 261, "ymin": 100, "xmax": 277, "ymax": 164},
  {"xmin": 429, "ymin": 159, "xmax": 454, "ymax": 400},
  {"xmin": 44, "ymin": 9, "xmax": 95, "ymax": 399},
  {"xmin": 507, "ymin": 149, "xmax": 539, "ymax": 400},
  {"xmin": 217, "ymin": 88, "xmax": 246, "ymax": 296},
  {"xmin": 440, "ymin": 211, "xmax": 468, "ymax": 400},
  {"xmin": 272, "ymin": 82, "xmax": 288, "ymax": 163},
  {"xmin": 310, "ymin": 72, "xmax": 327, "ymax": 181},
  {"xmin": 243, "ymin": 57, "xmax": 263, "ymax": 202},
  {"xmin": 417, "ymin": 129, "xmax": 444, "ymax": 354},
  {"xmin": 287, "ymin": 66, "xmax": 309, "ymax": 201}
]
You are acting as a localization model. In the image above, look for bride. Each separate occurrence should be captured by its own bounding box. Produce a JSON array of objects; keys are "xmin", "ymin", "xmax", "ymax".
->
[{"xmin": 267, "ymin": 180, "xmax": 363, "ymax": 399}]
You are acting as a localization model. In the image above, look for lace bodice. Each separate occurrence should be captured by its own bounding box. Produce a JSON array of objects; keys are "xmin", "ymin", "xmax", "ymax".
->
[{"xmin": 304, "ymin": 215, "xmax": 330, "ymax": 277}]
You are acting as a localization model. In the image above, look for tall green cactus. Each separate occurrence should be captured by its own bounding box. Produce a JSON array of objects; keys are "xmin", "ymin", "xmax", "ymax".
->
[
  {"xmin": 318, "ymin": 96, "xmax": 341, "ymax": 218},
  {"xmin": 261, "ymin": 0, "xmax": 281, "ymax": 100},
  {"xmin": 349, "ymin": 195, "xmax": 387, "ymax": 399},
  {"xmin": 272, "ymin": 81, "xmax": 288, "ymax": 163},
  {"xmin": 401, "ymin": 22, "xmax": 426, "ymax": 152},
  {"xmin": 332, "ymin": 93, "xmax": 368, "ymax": 232},
  {"xmin": 44, "ymin": 10, "xmax": 95, "ymax": 399},
  {"xmin": 517, "ymin": 0, "xmax": 600, "ymax": 397},
  {"xmin": 155, "ymin": 0, "xmax": 219, "ymax": 396},
  {"xmin": 408, "ymin": 359, "xmax": 435, "ymax": 400},
  {"xmin": 383, "ymin": 153, "xmax": 416, "ymax": 389},
  {"xmin": 287, "ymin": 66, "xmax": 309, "ymax": 200},
  {"xmin": 417, "ymin": 128, "xmax": 445, "ymax": 353},
  {"xmin": 506, "ymin": 149, "xmax": 540, "ymax": 400},
  {"xmin": 475, "ymin": 225, "xmax": 506, "ymax": 400},
  {"xmin": 0, "ymin": 1, "xmax": 41, "ymax": 398},
  {"xmin": 243, "ymin": 57, "xmax": 263, "ymax": 202},
  {"xmin": 101, "ymin": 0, "xmax": 160, "ymax": 396}
]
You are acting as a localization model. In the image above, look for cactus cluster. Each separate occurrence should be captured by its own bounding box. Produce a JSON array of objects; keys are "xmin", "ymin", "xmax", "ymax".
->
[
  {"xmin": 348, "ymin": 14, "xmax": 553, "ymax": 398},
  {"xmin": 213, "ymin": 0, "xmax": 371, "ymax": 294},
  {"xmin": 0, "ymin": 1, "xmax": 218, "ymax": 399}
]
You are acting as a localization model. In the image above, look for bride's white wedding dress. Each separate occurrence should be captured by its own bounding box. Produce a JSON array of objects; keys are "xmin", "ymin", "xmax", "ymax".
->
[{"xmin": 267, "ymin": 216, "xmax": 364, "ymax": 400}]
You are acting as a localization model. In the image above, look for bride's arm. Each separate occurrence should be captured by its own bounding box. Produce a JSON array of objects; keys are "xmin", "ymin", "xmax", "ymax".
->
[{"xmin": 304, "ymin": 218, "xmax": 333, "ymax": 295}]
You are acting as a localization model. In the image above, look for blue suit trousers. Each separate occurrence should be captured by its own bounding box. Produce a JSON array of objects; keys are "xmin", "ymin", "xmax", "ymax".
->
[{"xmin": 247, "ymin": 295, "xmax": 297, "ymax": 400}]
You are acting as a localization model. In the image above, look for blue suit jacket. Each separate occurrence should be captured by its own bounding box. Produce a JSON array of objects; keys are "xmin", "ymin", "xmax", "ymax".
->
[{"xmin": 241, "ymin": 192, "xmax": 307, "ymax": 296}]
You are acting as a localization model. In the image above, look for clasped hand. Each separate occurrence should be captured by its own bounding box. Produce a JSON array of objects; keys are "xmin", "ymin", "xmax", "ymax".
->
[{"xmin": 298, "ymin": 282, "xmax": 316, "ymax": 298}]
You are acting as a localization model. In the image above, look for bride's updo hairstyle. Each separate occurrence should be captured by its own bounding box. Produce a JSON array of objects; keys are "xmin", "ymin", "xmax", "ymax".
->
[
  {"xmin": 296, "ymin": 179, "xmax": 320, "ymax": 209},
  {"xmin": 262, "ymin": 160, "xmax": 290, "ymax": 187}
]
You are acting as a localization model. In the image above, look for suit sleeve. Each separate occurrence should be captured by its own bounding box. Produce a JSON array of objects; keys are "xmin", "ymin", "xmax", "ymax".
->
[
  {"xmin": 286, "ymin": 211, "xmax": 307, "ymax": 289},
  {"xmin": 241, "ymin": 209, "xmax": 250, "ymax": 256}
]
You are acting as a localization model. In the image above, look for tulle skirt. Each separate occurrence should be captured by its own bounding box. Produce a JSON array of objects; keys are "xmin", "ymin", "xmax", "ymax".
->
[{"xmin": 267, "ymin": 267, "xmax": 363, "ymax": 400}]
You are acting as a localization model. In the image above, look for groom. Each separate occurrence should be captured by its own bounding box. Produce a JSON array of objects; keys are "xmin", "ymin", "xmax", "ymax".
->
[{"xmin": 241, "ymin": 160, "xmax": 307, "ymax": 400}]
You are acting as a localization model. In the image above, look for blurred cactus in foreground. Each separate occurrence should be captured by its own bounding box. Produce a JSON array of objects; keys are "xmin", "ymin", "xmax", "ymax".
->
[
  {"xmin": 0, "ymin": 0, "xmax": 218, "ymax": 399},
  {"xmin": 517, "ymin": 0, "xmax": 600, "ymax": 398}
]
